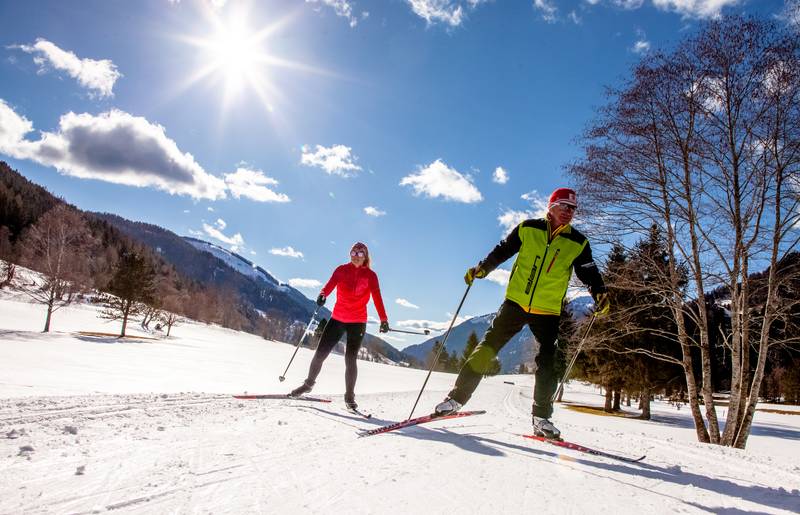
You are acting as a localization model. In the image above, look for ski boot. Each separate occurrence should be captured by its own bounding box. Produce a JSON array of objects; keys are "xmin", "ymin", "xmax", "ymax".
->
[
  {"xmin": 532, "ymin": 416, "xmax": 561, "ymax": 440},
  {"xmin": 344, "ymin": 393, "xmax": 358, "ymax": 411},
  {"xmin": 434, "ymin": 397, "xmax": 462, "ymax": 416},
  {"xmin": 289, "ymin": 380, "xmax": 314, "ymax": 398}
]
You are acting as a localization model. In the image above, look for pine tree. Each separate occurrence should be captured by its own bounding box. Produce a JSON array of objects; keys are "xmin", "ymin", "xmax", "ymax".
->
[
  {"xmin": 459, "ymin": 331, "xmax": 480, "ymax": 370},
  {"xmin": 101, "ymin": 247, "xmax": 157, "ymax": 337}
]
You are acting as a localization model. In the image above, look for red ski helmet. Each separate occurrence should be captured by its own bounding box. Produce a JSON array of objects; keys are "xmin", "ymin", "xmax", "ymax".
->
[{"xmin": 548, "ymin": 187, "xmax": 578, "ymax": 208}]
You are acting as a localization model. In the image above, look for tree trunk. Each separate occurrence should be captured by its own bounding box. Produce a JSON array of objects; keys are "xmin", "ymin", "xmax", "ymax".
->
[
  {"xmin": 43, "ymin": 306, "xmax": 52, "ymax": 333},
  {"xmin": 612, "ymin": 389, "xmax": 621, "ymax": 411},
  {"xmin": 121, "ymin": 300, "xmax": 130, "ymax": 337},
  {"xmin": 42, "ymin": 286, "xmax": 56, "ymax": 333},
  {"xmin": 640, "ymin": 387, "xmax": 651, "ymax": 420},
  {"xmin": 604, "ymin": 387, "xmax": 613, "ymax": 412}
]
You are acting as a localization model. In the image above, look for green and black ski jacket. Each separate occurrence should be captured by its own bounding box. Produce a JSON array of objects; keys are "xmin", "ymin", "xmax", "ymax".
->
[{"xmin": 479, "ymin": 218, "xmax": 606, "ymax": 315}]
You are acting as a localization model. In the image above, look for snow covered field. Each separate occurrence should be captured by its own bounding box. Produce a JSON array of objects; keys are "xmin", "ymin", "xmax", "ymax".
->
[{"xmin": 2, "ymin": 292, "xmax": 799, "ymax": 514}]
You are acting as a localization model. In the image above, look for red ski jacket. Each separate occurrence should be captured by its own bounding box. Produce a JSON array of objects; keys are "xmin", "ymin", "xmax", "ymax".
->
[{"xmin": 321, "ymin": 263, "xmax": 388, "ymax": 324}]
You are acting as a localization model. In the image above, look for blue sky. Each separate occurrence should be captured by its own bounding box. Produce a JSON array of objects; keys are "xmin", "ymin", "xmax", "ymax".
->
[{"xmin": 0, "ymin": 0, "xmax": 793, "ymax": 349}]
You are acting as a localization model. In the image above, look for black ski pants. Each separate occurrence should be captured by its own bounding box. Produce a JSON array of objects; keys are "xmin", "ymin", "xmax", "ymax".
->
[
  {"xmin": 305, "ymin": 318, "xmax": 366, "ymax": 400},
  {"xmin": 448, "ymin": 299, "xmax": 561, "ymax": 418}
]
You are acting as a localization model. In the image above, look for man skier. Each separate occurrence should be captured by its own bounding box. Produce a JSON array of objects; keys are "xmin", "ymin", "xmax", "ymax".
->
[{"xmin": 434, "ymin": 187, "xmax": 609, "ymax": 439}]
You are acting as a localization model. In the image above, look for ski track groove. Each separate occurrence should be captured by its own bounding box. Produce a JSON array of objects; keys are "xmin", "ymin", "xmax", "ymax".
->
[{"xmin": 0, "ymin": 394, "xmax": 229, "ymax": 426}]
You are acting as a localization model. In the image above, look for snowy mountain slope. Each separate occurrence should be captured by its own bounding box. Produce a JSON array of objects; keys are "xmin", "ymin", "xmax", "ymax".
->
[
  {"xmin": 184, "ymin": 237, "xmax": 280, "ymax": 287},
  {"xmin": 1, "ymin": 293, "xmax": 799, "ymax": 514}
]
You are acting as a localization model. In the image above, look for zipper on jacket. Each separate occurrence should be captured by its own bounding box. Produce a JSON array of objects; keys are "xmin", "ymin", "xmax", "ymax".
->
[
  {"xmin": 527, "ymin": 243, "xmax": 550, "ymax": 309},
  {"xmin": 524, "ymin": 256, "xmax": 540, "ymax": 295},
  {"xmin": 546, "ymin": 249, "xmax": 560, "ymax": 274}
]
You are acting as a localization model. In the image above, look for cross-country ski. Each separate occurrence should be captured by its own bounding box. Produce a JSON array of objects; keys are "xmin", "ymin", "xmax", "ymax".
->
[
  {"xmin": 520, "ymin": 434, "xmax": 647, "ymax": 463},
  {"xmin": 360, "ymin": 410, "xmax": 487, "ymax": 437}
]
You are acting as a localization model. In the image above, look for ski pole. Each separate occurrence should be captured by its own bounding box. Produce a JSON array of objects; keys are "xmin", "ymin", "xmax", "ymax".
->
[
  {"xmin": 389, "ymin": 327, "xmax": 431, "ymax": 336},
  {"xmin": 407, "ymin": 283, "xmax": 472, "ymax": 420},
  {"xmin": 552, "ymin": 313, "xmax": 597, "ymax": 403},
  {"xmin": 278, "ymin": 306, "xmax": 322, "ymax": 382}
]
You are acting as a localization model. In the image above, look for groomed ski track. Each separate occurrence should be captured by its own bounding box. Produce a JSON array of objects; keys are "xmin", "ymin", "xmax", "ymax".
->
[{"xmin": 2, "ymin": 384, "xmax": 799, "ymax": 514}]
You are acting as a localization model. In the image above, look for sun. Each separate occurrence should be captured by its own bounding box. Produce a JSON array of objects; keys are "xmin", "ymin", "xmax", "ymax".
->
[
  {"xmin": 210, "ymin": 26, "xmax": 258, "ymax": 83},
  {"xmin": 204, "ymin": 19, "xmax": 266, "ymax": 97},
  {"xmin": 175, "ymin": 7, "xmax": 296, "ymax": 115}
]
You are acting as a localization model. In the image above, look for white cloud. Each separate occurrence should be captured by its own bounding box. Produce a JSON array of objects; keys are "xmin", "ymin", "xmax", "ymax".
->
[
  {"xmin": 183, "ymin": 209, "xmax": 190, "ymax": 213},
  {"xmin": 498, "ymin": 209, "xmax": 534, "ymax": 233},
  {"xmin": 632, "ymin": 30, "xmax": 651, "ymax": 53},
  {"xmin": 224, "ymin": 166, "xmax": 290, "ymax": 203},
  {"xmin": 202, "ymin": 223, "xmax": 244, "ymax": 248},
  {"xmin": 207, "ymin": 207, "xmax": 215, "ymax": 212},
  {"xmin": 270, "ymin": 246, "xmax": 304, "ymax": 259},
  {"xmin": 569, "ymin": 10, "xmax": 582, "ymax": 23},
  {"xmin": 486, "ymin": 268, "xmax": 511, "ymax": 286},
  {"xmin": 614, "ymin": 0, "xmax": 645, "ymax": 8},
  {"xmin": 300, "ymin": 144, "xmax": 362, "ymax": 177},
  {"xmin": 521, "ymin": 190, "xmax": 550, "ymax": 211},
  {"xmin": 288, "ymin": 278, "xmax": 322, "ymax": 289},
  {"xmin": 0, "ymin": 101, "xmax": 227, "ymax": 200},
  {"xmin": 492, "ymin": 166, "xmax": 509, "ymax": 184},
  {"xmin": 306, "ymin": 0, "xmax": 362, "ymax": 28},
  {"xmin": 215, "ymin": 218, "xmax": 227, "ymax": 230},
  {"xmin": 633, "ymin": 40, "xmax": 651, "ymax": 53},
  {"xmin": 396, "ymin": 298, "xmax": 420, "ymax": 309},
  {"xmin": 13, "ymin": 38, "xmax": 121, "ymax": 98},
  {"xmin": 0, "ymin": 99, "xmax": 33, "ymax": 152},
  {"xmin": 400, "ymin": 159, "xmax": 483, "ymax": 203},
  {"xmin": 651, "ymin": 0, "xmax": 741, "ymax": 18},
  {"xmin": 364, "ymin": 206, "xmax": 386, "ymax": 217},
  {"xmin": 397, "ymin": 315, "xmax": 469, "ymax": 332},
  {"xmin": 533, "ymin": 0, "xmax": 558, "ymax": 23},
  {"xmin": 499, "ymin": 192, "xmax": 550, "ymax": 233},
  {"xmin": 406, "ymin": 0, "xmax": 491, "ymax": 26},
  {"xmin": 497, "ymin": 192, "xmax": 548, "ymax": 233}
]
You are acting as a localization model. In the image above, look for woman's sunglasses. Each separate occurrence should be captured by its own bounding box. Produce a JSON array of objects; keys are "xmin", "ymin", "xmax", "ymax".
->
[{"xmin": 350, "ymin": 250, "xmax": 367, "ymax": 257}]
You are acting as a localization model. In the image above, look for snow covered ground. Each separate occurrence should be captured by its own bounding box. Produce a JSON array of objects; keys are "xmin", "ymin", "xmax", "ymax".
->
[{"xmin": 1, "ymin": 291, "xmax": 799, "ymax": 514}]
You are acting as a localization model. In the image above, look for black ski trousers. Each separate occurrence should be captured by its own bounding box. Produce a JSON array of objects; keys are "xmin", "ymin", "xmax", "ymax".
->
[
  {"xmin": 448, "ymin": 299, "xmax": 561, "ymax": 418},
  {"xmin": 305, "ymin": 318, "xmax": 366, "ymax": 400}
]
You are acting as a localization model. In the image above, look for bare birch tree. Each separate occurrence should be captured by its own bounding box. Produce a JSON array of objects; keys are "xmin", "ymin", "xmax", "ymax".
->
[{"xmin": 17, "ymin": 205, "xmax": 94, "ymax": 332}]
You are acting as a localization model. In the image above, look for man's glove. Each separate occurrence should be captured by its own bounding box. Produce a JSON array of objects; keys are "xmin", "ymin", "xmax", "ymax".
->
[
  {"xmin": 594, "ymin": 292, "xmax": 610, "ymax": 317},
  {"xmin": 379, "ymin": 321, "xmax": 389, "ymax": 333},
  {"xmin": 316, "ymin": 294, "xmax": 326, "ymax": 307},
  {"xmin": 464, "ymin": 265, "xmax": 487, "ymax": 286}
]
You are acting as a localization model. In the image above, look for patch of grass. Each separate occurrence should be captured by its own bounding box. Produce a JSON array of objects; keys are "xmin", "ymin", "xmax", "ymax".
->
[
  {"xmin": 563, "ymin": 403, "xmax": 641, "ymax": 418},
  {"xmin": 77, "ymin": 331, "xmax": 158, "ymax": 341},
  {"xmin": 757, "ymin": 408, "xmax": 800, "ymax": 416}
]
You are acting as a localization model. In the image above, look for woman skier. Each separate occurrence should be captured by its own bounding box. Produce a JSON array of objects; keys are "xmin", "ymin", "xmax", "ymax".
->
[{"xmin": 289, "ymin": 242, "xmax": 389, "ymax": 410}]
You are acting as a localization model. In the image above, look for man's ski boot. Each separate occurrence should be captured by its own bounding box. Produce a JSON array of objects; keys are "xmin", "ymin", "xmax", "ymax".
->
[
  {"xmin": 532, "ymin": 416, "xmax": 561, "ymax": 440},
  {"xmin": 289, "ymin": 380, "xmax": 314, "ymax": 398},
  {"xmin": 344, "ymin": 393, "xmax": 358, "ymax": 411},
  {"xmin": 434, "ymin": 397, "xmax": 463, "ymax": 416}
]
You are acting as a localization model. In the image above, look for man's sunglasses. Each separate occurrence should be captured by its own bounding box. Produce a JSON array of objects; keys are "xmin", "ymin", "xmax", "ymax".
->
[
  {"xmin": 554, "ymin": 202, "xmax": 577, "ymax": 212},
  {"xmin": 350, "ymin": 250, "xmax": 367, "ymax": 257}
]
